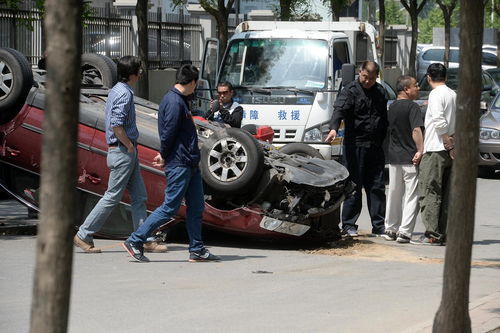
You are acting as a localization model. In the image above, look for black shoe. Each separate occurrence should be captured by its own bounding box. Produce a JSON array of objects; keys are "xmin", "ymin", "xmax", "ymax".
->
[
  {"xmin": 396, "ymin": 233, "xmax": 411, "ymax": 243},
  {"xmin": 381, "ymin": 230, "xmax": 397, "ymax": 241},
  {"xmin": 123, "ymin": 241, "xmax": 150, "ymax": 262},
  {"xmin": 342, "ymin": 228, "xmax": 359, "ymax": 237},
  {"xmin": 425, "ymin": 231, "xmax": 446, "ymax": 242},
  {"xmin": 189, "ymin": 248, "xmax": 220, "ymax": 262},
  {"xmin": 410, "ymin": 235, "xmax": 444, "ymax": 246}
]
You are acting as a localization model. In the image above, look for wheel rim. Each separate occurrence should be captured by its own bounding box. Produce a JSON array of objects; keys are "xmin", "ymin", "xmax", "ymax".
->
[
  {"xmin": 207, "ymin": 137, "xmax": 248, "ymax": 182},
  {"xmin": 0, "ymin": 60, "xmax": 14, "ymax": 101}
]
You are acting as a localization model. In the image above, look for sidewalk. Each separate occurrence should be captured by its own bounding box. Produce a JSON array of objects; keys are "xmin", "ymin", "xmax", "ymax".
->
[{"xmin": 405, "ymin": 291, "xmax": 500, "ymax": 332}]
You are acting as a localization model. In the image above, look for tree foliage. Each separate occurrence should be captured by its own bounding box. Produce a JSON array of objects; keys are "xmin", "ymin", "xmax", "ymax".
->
[
  {"xmin": 484, "ymin": 0, "xmax": 500, "ymax": 28},
  {"xmin": 276, "ymin": 0, "xmax": 321, "ymax": 21},
  {"xmin": 321, "ymin": 0, "xmax": 350, "ymax": 21},
  {"xmin": 386, "ymin": 0, "xmax": 406, "ymax": 25},
  {"xmin": 418, "ymin": 3, "xmax": 460, "ymax": 43}
]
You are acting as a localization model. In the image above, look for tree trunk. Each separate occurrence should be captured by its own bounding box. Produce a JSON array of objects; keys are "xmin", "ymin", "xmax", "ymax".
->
[
  {"xmin": 30, "ymin": 1, "xmax": 82, "ymax": 332},
  {"xmin": 216, "ymin": 14, "xmax": 228, "ymax": 64},
  {"xmin": 432, "ymin": 0, "xmax": 484, "ymax": 331},
  {"xmin": 136, "ymin": 0, "xmax": 149, "ymax": 99},
  {"xmin": 409, "ymin": 15, "xmax": 418, "ymax": 77},
  {"xmin": 497, "ymin": 29, "xmax": 500, "ymax": 68},
  {"xmin": 444, "ymin": 15, "xmax": 451, "ymax": 66},
  {"xmin": 280, "ymin": 0, "xmax": 291, "ymax": 21},
  {"xmin": 330, "ymin": 1, "xmax": 341, "ymax": 21},
  {"xmin": 378, "ymin": 0, "xmax": 386, "ymax": 70}
]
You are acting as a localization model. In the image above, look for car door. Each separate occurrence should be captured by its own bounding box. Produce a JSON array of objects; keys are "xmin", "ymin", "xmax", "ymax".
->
[{"xmin": 84, "ymin": 97, "xmax": 166, "ymax": 212}]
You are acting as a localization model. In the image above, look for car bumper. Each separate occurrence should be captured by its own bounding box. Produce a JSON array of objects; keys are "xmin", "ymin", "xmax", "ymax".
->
[{"xmin": 478, "ymin": 141, "xmax": 500, "ymax": 167}]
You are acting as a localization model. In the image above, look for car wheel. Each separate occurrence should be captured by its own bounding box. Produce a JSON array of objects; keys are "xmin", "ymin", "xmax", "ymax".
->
[
  {"xmin": 0, "ymin": 47, "xmax": 33, "ymax": 125},
  {"xmin": 279, "ymin": 143, "xmax": 324, "ymax": 159},
  {"xmin": 200, "ymin": 128, "xmax": 264, "ymax": 194},
  {"xmin": 81, "ymin": 53, "xmax": 117, "ymax": 88},
  {"xmin": 478, "ymin": 166, "xmax": 496, "ymax": 178}
]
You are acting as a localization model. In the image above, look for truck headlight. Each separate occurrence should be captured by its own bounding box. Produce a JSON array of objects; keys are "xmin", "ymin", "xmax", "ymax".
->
[
  {"xmin": 303, "ymin": 123, "xmax": 331, "ymax": 142},
  {"xmin": 480, "ymin": 127, "xmax": 500, "ymax": 140},
  {"xmin": 304, "ymin": 128, "xmax": 322, "ymax": 142}
]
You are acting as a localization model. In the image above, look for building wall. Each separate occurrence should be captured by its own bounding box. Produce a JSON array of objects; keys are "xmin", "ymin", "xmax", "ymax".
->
[{"xmin": 433, "ymin": 28, "xmax": 497, "ymax": 47}]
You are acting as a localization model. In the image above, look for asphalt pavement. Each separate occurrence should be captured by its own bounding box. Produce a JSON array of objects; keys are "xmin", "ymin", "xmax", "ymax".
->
[{"xmin": 0, "ymin": 177, "xmax": 499, "ymax": 333}]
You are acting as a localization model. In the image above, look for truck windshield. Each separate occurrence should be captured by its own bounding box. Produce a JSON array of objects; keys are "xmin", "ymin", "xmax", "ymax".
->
[{"xmin": 219, "ymin": 38, "xmax": 328, "ymax": 90}]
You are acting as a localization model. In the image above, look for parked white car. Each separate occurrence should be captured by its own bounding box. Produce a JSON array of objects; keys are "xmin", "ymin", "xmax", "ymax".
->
[{"xmin": 416, "ymin": 46, "xmax": 499, "ymax": 81}]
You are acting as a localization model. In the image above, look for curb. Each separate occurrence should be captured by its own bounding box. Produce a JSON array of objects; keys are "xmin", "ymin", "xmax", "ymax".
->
[{"xmin": 404, "ymin": 291, "xmax": 500, "ymax": 333}]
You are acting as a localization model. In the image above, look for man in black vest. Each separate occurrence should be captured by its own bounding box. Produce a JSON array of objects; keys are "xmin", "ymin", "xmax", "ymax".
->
[{"xmin": 325, "ymin": 61, "xmax": 388, "ymax": 237}]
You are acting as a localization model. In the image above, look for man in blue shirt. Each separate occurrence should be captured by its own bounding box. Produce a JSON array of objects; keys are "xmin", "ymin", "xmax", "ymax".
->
[
  {"xmin": 74, "ymin": 56, "xmax": 167, "ymax": 254},
  {"xmin": 123, "ymin": 64, "xmax": 220, "ymax": 262}
]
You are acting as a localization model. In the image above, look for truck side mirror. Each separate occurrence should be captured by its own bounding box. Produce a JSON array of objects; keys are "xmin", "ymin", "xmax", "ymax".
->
[{"xmin": 341, "ymin": 64, "xmax": 355, "ymax": 86}]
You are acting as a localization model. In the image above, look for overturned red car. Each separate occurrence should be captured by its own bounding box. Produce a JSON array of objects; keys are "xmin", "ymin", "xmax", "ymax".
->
[{"xmin": 0, "ymin": 47, "xmax": 353, "ymax": 242}]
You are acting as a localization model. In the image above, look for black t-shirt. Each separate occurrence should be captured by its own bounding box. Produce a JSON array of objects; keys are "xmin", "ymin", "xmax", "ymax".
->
[{"xmin": 387, "ymin": 99, "xmax": 424, "ymax": 164}]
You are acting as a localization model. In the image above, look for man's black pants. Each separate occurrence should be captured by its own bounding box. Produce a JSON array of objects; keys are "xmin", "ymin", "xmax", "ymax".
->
[{"xmin": 341, "ymin": 144, "xmax": 386, "ymax": 234}]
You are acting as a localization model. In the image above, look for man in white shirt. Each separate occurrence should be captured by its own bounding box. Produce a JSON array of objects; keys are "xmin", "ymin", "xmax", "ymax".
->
[{"xmin": 412, "ymin": 63, "xmax": 456, "ymax": 246}]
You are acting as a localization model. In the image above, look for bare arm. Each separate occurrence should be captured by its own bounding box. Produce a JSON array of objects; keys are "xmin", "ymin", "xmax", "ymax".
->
[{"xmin": 412, "ymin": 127, "xmax": 424, "ymax": 165}]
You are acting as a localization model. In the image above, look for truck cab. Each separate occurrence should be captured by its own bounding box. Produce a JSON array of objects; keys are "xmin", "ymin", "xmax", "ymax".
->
[{"xmin": 195, "ymin": 21, "xmax": 379, "ymax": 159}]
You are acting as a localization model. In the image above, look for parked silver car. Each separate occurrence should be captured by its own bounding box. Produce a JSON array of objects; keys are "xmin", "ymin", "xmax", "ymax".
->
[
  {"xmin": 417, "ymin": 67, "xmax": 499, "ymax": 115},
  {"xmin": 416, "ymin": 46, "xmax": 499, "ymax": 81},
  {"xmin": 479, "ymin": 93, "xmax": 500, "ymax": 177}
]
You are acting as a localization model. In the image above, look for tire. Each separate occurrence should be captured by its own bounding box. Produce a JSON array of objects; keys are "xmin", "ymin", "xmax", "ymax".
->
[
  {"xmin": 478, "ymin": 166, "xmax": 496, "ymax": 178},
  {"xmin": 0, "ymin": 47, "xmax": 33, "ymax": 125},
  {"xmin": 280, "ymin": 143, "xmax": 324, "ymax": 159},
  {"xmin": 81, "ymin": 53, "xmax": 117, "ymax": 88},
  {"xmin": 200, "ymin": 128, "xmax": 264, "ymax": 194}
]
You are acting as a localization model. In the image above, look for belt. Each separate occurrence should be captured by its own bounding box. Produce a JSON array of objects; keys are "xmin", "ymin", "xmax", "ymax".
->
[{"xmin": 108, "ymin": 141, "xmax": 137, "ymax": 147}]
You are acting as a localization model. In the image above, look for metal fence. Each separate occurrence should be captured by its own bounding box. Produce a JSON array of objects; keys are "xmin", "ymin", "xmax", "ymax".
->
[{"xmin": 0, "ymin": 2, "xmax": 202, "ymax": 69}]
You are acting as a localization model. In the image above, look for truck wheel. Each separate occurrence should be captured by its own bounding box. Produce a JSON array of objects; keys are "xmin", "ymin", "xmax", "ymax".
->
[
  {"xmin": 280, "ymin": 143, "xmax": 324, "ymax": 159},
  {"xmin": 0, "ymin": 47, "xmax": 33, "ymax": 125},
  {"xmin": 200, "ymin": 128, "xmax": 264, "ymax": 194},
  {"xmin": 81, "ymin": 53, "xmax": 117, "ymax": 88}
]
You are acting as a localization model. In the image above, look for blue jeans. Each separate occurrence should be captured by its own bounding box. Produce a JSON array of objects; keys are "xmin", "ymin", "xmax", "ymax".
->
[
  {"xmin": 127, "ymin": 166, "xmax": 205, "ymax": 253},
  {"xmin": 77, "ymin": 144, "xmax": 147, "ymax": 243}
]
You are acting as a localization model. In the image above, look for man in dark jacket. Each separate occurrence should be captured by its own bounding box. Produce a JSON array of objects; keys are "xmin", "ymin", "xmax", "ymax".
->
[
  {"xmin": 206, "ymin": 81, "xmax": 243, "ymax": 128},
  {"xmin": 123, "ymin": 64, "xmax": 219, "ymax": 262},
  {"xmin": 325, "ymin": 61, "xmax": 388, "ymax": 237}
]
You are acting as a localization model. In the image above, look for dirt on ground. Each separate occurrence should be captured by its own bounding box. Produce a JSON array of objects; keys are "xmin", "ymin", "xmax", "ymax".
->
[{"xmin": 304, "ymin": 236, "xmax": 500, "ymax": 268}]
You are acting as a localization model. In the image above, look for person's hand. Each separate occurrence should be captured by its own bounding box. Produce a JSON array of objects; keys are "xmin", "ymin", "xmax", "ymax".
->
[
  {"xmin": 152, "ymin": 153, "xmax": 165, "ymax": 167},
  {"xmin": 209, "ymin": 99, "xmax": 216, "ymax": 111},
  {"xmin": 412, "ymin": 151, "xmax": 423, "ymax": 165},
  {"xmin": 325, "ymin": 129, "xmax": 337, "ymax": 143},
  {"xmin": 448, "ymin": 147, "xmax": 456, "ymax": 160},
  {"xmin": 442, "ymin": 134, "xmax": 454, "ymax": 151},
  {"xmin": 126, "ymin": 144, "xmax": 135, "ymax": 153}
]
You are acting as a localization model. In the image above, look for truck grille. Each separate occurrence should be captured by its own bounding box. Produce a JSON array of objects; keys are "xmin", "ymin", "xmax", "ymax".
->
[{"xmin": 273, "ymin": 128, "xmax": 298, "ymax": 141}]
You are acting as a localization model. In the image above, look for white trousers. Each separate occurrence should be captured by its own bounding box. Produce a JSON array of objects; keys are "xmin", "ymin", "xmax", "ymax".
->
[{"xmin": 385, "ymin": 164, "xmax": 419, "ymax": 237}]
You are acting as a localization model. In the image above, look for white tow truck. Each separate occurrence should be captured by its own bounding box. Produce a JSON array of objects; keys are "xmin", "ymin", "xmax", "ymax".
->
[{"xmin": 195, "ymin": 20, "xmax": 380, "ymax": 159}]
